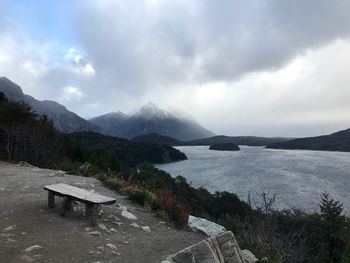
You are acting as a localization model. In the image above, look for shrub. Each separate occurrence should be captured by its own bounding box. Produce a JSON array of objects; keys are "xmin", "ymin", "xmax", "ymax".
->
[{"xmin": 128, "ymin": 191, "xmax": 150, "ymax": 206}]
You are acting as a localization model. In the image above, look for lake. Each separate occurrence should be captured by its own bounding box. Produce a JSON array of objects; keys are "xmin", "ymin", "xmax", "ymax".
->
[{"xmin": 157, "ymin": 146, "xmax": 350, "ymax": 213}]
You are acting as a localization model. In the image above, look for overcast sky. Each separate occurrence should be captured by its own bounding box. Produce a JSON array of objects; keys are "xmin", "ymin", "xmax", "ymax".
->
[{"xmin": 1, "ymin": 0, "xmax": 350, "ymax": 137}]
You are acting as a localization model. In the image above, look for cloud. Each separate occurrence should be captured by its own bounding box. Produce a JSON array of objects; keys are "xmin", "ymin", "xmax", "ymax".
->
[
  {"xmin": 1, "ymin": 1, "xmax": 350, "ymax": 136},
  {"xmin": 76, "ymin": 0, "xmax": 350, "ymax": 85},
  {"xmin": 65, "ymin": 48, "xmax": 95, "ymax": 76},
  {"xmin": 61, "ymin": 86, "xmax": 84, "ymax": 101}
]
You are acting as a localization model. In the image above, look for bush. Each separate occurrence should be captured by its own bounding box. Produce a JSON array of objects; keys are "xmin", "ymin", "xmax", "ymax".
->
[{"xmin": 128, "ymin": 191, "xmax": 151, "ymax": 206}]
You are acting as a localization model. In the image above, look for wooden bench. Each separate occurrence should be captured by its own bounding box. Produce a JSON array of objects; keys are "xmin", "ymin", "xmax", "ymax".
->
[{"xmin": 44, "ymin": 183, "xmax": 116, "ymax": 226}]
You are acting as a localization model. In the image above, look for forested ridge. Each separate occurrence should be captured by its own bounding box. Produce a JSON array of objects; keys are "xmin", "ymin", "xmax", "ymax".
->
[{"xmin": 1, "ymin": 92, "xmax": 350, "ymax": 262}]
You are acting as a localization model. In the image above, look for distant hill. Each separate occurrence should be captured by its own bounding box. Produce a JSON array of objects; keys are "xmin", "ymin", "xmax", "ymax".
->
[
  {"xmin": 0, "ymin": 77, "xmax": 100, "ymax": 133},
  {"xmin": 187, "ymin": 135, "xmax": 292, "ymax": 146},
  {"xmin": 131, "ymin": 133, "xmax": 292, "ymax": 147},
  {"xmin": 266, "ymin": 128, "xmax": 350, "ymax": 152},
  {"xmin": 132, "ymin": 133, "xmax": 182, "ymax": 146},
  {"xmin": 67, "ymin": 132, "xmax": 187, "ymax": 165},
  {"xmin": 90, "ymin": 103, "xmax": 215, "ymax": 141}
]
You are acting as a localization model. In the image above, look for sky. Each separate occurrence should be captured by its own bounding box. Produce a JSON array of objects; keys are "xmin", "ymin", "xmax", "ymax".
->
[{"xmin": 0, "ymin": 0, "xmax": 350, "ymax": 137}]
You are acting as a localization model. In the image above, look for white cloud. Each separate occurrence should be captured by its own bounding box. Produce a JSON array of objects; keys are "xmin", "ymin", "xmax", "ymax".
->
[{"xmin": 61, "ymin": 86, "xmax": 84, "ymax": 101}]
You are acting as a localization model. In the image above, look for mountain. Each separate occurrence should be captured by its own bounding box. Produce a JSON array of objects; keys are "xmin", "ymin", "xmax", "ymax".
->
[
  {"xmin": 187, "ymin": 135, "xmax": 292, "ymax": 146},
  {"xmin": 266, "ymin": 128, "xmax": 350, "ymax": 152},
  {"xmin": 90, "ymin": 102, "xmax": 215, "ymax": 141},
  {"xmin": 0, "ymin": 77, "xmax": 100, "ymax": 133}
]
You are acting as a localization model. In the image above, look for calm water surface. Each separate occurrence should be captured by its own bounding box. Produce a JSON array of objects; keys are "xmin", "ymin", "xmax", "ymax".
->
[{"xmin": 157, "ymin": 146, "xmax": 350, "ymax": 213}]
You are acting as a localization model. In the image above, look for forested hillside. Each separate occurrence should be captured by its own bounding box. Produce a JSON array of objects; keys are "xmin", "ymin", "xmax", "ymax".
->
[
  {"xmin": 0, "ymin": 92, "xmax": 186, "ymax": 170},
  {"xmin": 1, "ymin": 91, "xmax": 350, "ymax": 262}
]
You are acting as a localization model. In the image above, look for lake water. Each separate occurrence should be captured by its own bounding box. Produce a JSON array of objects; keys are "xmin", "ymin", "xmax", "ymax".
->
[{"xmin": 157, "ymin": 146, "xmax": 350, "ymax": 214}]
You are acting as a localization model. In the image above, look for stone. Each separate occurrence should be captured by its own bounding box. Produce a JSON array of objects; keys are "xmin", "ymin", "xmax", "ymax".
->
[
  {"xmin": 241, "ymin": 249, "xmax": 258, "ymax": 263},
  {"xmin": 192, "ymin": 241, "xmax": 220, "ymax": 263},
  {"xmin": 121, "ymin": 210, "xmax": 137, "ymax": 220},
  {"xmin": 106, "ymin": 243, "xmax": 118, "ymax": 250},
  {"xmin": 87, "ymin": 231, "xmax": 102, "ymax": 236},
  {"xmin": 110, "ymin": 228, "xmax": 117, "ymax": 232},
  {"xmin": 98, "ymin": 223, "xmax": 107, "ymax": 231},
  {"xmin": 165, "ymin": 231, "xmax": 246, "ymax": 263},
  {"xmin": 141, "ymin": 226, "xmax": 151, "ymax": 232},
  {"xmin": 3, "ymin": 225, "xmax": 15, "ymax": 232},
  {"xmin": 130, "ymin": 223, "xmax": 140, "ymax": 228},
  {"xmin": 116, "ymin": 203, "xmax": 128, "ymax": 211},
  {"xmin": 25, "ymin": 245, "xmax": 43, "ymax": 253},
  {"xmin": 188, "ymin": 215, "xmax": 226, "ymax": 237},
  {"xmin": 173, "ymin": 251, "xmax": 195, "ymax": 263},
  {"xmin": 107, "ymin": 214, "xmax": 120, "ymax": 222}
]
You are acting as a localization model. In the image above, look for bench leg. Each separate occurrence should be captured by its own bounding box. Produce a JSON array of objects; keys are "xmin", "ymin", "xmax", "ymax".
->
[
  {"xmin": 48, "ymin": 191, "xmax": 55, "ymax": 208},
  {"xmin": 85, "ymin": 203, "xmax": 100, "ymax": 226},
  {"xmin": 60, "ymin": 197, "xmax": 72, "ymax": 216},
  {"xmin": 63, "ymin": 197, "xmax": 72, "ymax": 210}
]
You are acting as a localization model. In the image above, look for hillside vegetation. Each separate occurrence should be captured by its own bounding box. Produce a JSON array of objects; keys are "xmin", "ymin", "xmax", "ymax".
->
[
  {"xmin": 267, "ymin": 129, "xmax": 350, "ymax": 152},
  {"xmin": 1, "ymin": 92, "xmax": 350, "ymax": 262}
]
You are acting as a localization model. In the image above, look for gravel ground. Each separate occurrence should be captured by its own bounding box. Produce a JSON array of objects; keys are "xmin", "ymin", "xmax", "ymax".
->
[{"xmin": 0, "ymin": 161, "xmax": 204, "ymax": 263}]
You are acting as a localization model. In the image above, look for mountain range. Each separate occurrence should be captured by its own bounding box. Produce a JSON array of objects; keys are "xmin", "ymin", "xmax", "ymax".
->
[
  {"xmin": 1, "ymin": 76, "xmax": 349, "ymax": 152},
  {"xmin": 0, "ymin": 77, "xmax": 100, "ymax": 133},
  {"xmin": 132, "ymin": 133, "xmax": 292, "ymax": 146},
  {"xmin": 89, "ymin": 103, "xmax": 215, "ymax": 141}
]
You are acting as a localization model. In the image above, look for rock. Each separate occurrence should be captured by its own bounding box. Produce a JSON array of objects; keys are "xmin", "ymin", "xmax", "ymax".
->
[
  {"xmin": 209, "ymin": 143, "xmax": 240, "ymax": 151},
  {"xmin": 188, "ymin": 215, "xmax": 226, "ymax": 237},
  {"xmin": 130, "ymin": 223, "xmax": 140, "ymax": 228},
  {"xmin": 173, "ymin": 250, "xmax": 196, "ymax": 263},
  {"xmin": 25, "ymin": 245, "xmax": 43, "ymax": 253},
  {"xmin": 112, "ymin": 221, "xmax": 123, "ymax": 227},
  {"xmin": 106, "ymin": 243, "xmax": 118, "ymax": 250},
  {"xmin": 116, "ymin": 203, "xmax": 128, "ymax": 211},
  {"xmin": 141, "ymin": 226, "xmax": 151, "ymax": 232},
  {"xmin": 165, "ymin": 231, "xmax": 246, "ymax": 263},
  {"xmin": 6, "ymin": 238, "xmax": 16, "ymax": 243},
  {"xmin": 87, "ymin": 231, "xmax": 102, "ymax": 236},
  {"xmin": 17, "ymin": 161, "xmax": 34, "ymax": 167},
  {"xmin": 121, "ymin": 210, "xmax": 137, "ymax": 220},
  {"xmin": 107, "ymin": 214, "xmax": 121, "ymax": 222},
  {"xmin": 241, "ymin": 249, "xmax": 258, "ymax": 263},
  {"xmin": 3, "ymin": 225, "xmax": 15, "ymax": 232},
  {"xmin": 110, "ymin": 228, "xmax": 117, "ymax": 232},
  {"xmin": 98, "ymin": 223, "xmax": 107, "ymax": 231},
  {"xmin": 1, "ymin": 233, "xmax": 14, "ymax": 237}
]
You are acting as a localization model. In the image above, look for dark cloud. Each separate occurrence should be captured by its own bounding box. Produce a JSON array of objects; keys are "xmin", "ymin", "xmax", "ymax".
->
[
  {"xmin": 1, "ymin": 0, "xmax": 350, "ymax": 136},
  {"xmin": 75, "ymin": 0, "xmax": 350, "ymax": 86}
]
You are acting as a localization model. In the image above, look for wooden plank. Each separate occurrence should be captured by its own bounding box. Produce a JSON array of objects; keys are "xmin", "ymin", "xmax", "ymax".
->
[{"xmin": 44, "ymin": 183, "xmax": 116, "ymax": 205}]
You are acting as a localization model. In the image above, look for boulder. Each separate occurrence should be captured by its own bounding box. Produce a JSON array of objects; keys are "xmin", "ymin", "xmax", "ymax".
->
[
  {"xmin": 121, "ymin": 210, "xmax": 138, "ymax": 220},
  {"xmin": 25, "ymin": 245, "xmax": 43, "ymax": 253},
  {"xmin": 164, "ymin": 231, "xmax": 257, "ymax": 263},
  {"xmin": 241, "ymin": 249, "xmax": 258, "ymax": 263},
  {"xmin": 188, "ymin": 215, "xmax": 226, "ymax": 237}
]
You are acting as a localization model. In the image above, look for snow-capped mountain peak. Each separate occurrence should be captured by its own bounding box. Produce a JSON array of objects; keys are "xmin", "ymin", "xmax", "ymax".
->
[{"xmin": 133, "ymin": 102, "xmax": 173, "ymax": 119}]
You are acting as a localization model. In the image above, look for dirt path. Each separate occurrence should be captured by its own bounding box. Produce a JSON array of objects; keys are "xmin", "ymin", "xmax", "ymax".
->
[{"xmin": 0, "ymin": 162, "xmax": 204, "ymax": 263}]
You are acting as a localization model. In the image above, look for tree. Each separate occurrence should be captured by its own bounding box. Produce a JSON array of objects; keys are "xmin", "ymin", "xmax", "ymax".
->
[{"xmin": 320, "ymin": 192, "xmax": 344, "ymax": 224}]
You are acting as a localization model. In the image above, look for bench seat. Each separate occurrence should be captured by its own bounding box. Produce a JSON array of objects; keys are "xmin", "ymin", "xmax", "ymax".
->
[{"xmin": 44, "ymin": 183, "xmax": 116, "ymax": 225}]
